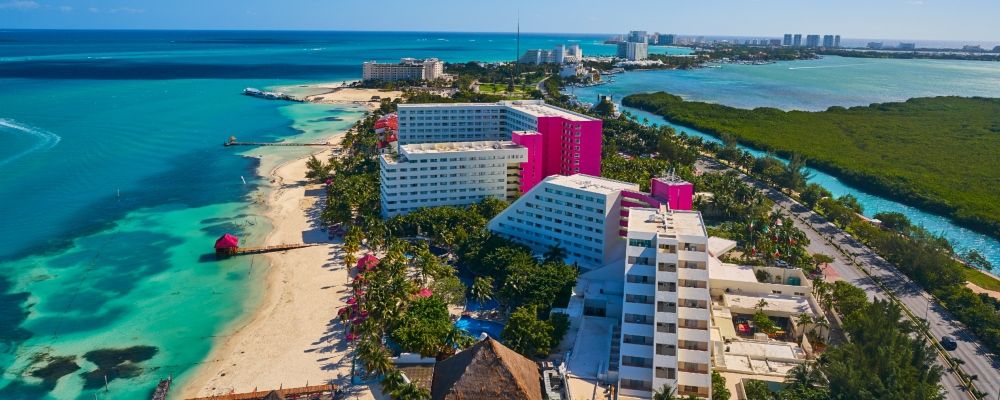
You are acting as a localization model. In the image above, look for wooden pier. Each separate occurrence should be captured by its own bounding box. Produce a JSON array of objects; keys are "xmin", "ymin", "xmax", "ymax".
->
[
  {"xmin": 217, "ymin": 243, "xmax": 318, "ymax": 257},
  {"xmin": 223, "ymin": 141, "xmax": 331, "ymax": 147},
  {"xmin": 187, "ymin": 383, "xmax": 339, "ymax": 400}
]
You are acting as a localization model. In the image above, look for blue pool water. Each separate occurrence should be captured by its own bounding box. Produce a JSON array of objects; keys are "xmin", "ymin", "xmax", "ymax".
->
[{"xmin": 455, "ymin": 316, "xmax": 504, "ymax": 340}]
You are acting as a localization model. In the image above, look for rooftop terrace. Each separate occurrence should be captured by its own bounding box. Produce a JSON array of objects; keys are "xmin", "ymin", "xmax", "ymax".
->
[
  {"xmin": 401, "ymin": 140, "xmax": 523, "ymax": 154},
  {"xmin": 628, "ymin": 207, "xmax": 707, "ymax": 238},
  {"xmin": 544, "ymin": 173, "xmax": 639, "ymax": 195}
]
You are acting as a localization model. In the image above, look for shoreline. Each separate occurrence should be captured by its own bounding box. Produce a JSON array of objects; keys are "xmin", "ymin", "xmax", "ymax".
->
[
  {"xmin": 279, "ymin": 81, "xmax": 403, "ymax": 111},
  {"xmin": 176, "ymin": 129, "xmax": 373, "ymax": 399},
  {"xmin": 614, "ymin": 93, "xmax": 1000, "ymax": 252}
]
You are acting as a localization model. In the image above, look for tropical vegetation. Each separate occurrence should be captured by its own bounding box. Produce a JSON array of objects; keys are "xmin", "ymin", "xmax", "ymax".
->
[{"xmin": 622, "ymin": 92, "xmax": 1000, "ymax": 239}]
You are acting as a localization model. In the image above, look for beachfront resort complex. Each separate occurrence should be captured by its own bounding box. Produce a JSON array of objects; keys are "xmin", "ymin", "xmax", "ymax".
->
[
  {"xmin": 372, "ymin": 96, "xmax": 830, "ymax": 398},
  {"xmin": 362, "ymin": 57, "xmax": 446, "ymax": 82},
  {"xmin": 380, "ymin": 100, "xmax": 602, "ymax": 217}
]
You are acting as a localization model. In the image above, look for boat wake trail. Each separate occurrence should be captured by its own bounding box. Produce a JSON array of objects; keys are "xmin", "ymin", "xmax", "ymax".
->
[
  {"xmin": 0, "ymin": 118, "xmax": 62, "ymax": 166},
  {"xmin": 788, "ymin": 63, "xmax": 868, "ymax": 70}
]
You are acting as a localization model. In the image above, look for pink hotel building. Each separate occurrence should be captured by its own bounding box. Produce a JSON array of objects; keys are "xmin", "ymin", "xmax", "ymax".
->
[{"xmin": 394, "ymin": 100, "xmax": 602, "ymax": 192}]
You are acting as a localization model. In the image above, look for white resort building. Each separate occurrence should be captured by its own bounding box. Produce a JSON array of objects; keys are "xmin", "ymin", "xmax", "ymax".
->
[
  {"xmin": 487, "ymin": 174, "xmax": 637, "ymax": 269},
  {"xmin": 379, "ymin": 141, "xmax": 527, "ymax": 218},
  {"xmin": 362, "ymin": 58, "xmax": 445, "ymax": 82},
  {"xmin": 618, "ymin": 207, "xmax": 712, "ymax": 398},
  {"xmin": 395, "ymin": 100, "xmax": 597, "ymax": 145}
]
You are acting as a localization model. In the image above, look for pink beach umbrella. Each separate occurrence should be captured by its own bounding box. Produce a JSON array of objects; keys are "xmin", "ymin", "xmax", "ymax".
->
[{"xmin": 416, "ymin": 288, "xmax": 433, "ymax": 298}]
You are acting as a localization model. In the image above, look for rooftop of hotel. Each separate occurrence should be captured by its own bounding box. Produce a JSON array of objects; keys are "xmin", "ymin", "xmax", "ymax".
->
[
  {"xmin": 628, "ymin": 207, "xmax": 707, "ymax": 238},
  {"xmin": 503, "ymin": 100, "xmax": 594, "ymax": 122},
  {"xmin": 397, "ymin": 100, "xmax": 596, "ymax": 122},
  {"xmin": 709, "ymin": 262, "xmax": 760, "ymax": 283},
  {"xmin": 543, "ymin": 174, "xmax": 639, "ymax": 195},
  {"xmin": 723, "ymin": 293, "xmax": 815, "ymax": 315},
  {"xmin": 401, "ymin": 140, "xmax": 523, "ymax": 154}
]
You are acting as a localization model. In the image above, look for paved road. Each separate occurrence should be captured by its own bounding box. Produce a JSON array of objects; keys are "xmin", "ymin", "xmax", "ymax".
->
[{"xmin": 697, "ymin": 157, "xmax": 999, "ymax": 400}]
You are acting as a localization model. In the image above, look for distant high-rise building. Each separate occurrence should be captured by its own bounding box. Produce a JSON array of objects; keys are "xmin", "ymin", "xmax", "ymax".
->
[
  {"xmin": 770, "ymin": 39, "xmax": 783, "ymax": 46},
  {"xmin": 783, "ymin": 34, "xmax": 793, "ymax": 46},
  {"xmin": 822, "ymin": 35, "xmax": 835, "ymax": 48},
  {"xmin": 617, "ymin": 41, "xmax": 649, "ymax": 61},
  {"xmin": 898, "ymin": 42, "xmax": 916, "ymax": 50},
  {"xmin": 962, "ymin": 45, "xmax": 984, "ymax": 52},
  {"xmin": 793, "ymin": 34, "xmax": 802, "ymax": 47},
  {"xmin": 518, "ymin": 44, "xmax": 582, "ymax": 64},
  {"xmin": 806, "ymin": 35, "xmax": 821, "ymax": 48},
  {"xmin": 362, "ymin": 58, "xmax": 444, "ymax": 82},
  {"xmin": 628, "ymin": 30, "xmax": 648, "ymax": 43},
  {"xmin": 834, "ymin": 35, "xmax": 841, "ymax": 48},
  {"xmin": 658, "ymin": 34, "xmax": 676, "ymax": 45},
  {"xmin": 867, "ymin": 42, "xmax": 883, "ymax": 49}
]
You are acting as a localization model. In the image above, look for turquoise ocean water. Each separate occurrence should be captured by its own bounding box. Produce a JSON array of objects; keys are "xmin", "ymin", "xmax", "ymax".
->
[
  {"xmin": 0, "ymin": 30, "xmax": 626, "ymax": 399},
  {"xmin": 0, "ymin": 30, "xmax": 998, "ymax": 399}
]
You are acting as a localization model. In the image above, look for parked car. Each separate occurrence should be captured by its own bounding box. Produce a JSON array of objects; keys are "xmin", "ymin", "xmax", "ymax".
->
[{"xmin": 941, "ymin": 336, "xmax": 958, "ymax": 351}]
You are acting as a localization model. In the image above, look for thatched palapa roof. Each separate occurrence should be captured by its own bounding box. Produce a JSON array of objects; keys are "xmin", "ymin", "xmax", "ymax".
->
[{"xmin": 431, "ymin": 337, "xmax": 542, "ymax": 400}]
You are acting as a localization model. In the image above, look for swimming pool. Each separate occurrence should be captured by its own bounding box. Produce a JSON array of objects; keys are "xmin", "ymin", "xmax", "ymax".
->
[{"xmin": 455, "ymin": 316, "xmax": 504, "ymax": 340}]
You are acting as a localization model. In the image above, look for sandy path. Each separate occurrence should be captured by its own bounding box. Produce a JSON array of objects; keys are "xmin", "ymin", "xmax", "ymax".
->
[{"xmin": 176, "ymin": 135, "xmax": 374, "ymax": 399}]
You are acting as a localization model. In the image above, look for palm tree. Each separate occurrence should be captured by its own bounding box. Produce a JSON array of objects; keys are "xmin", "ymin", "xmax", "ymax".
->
[
  {"xmin": 785, "ymin": 362, "xmax": 827, "ymax": 389},
  {"xmin": 796, "ymin": 313, "xmax": 813, "ymax": 341},
  {"xmin": 542, "ymin": 245, "xmax": 568, "ymax": 264},
  {"xmin": 392, "ymin": 383, "xmax": 431, "ymax": 400},
  {"xmin": 381, "ymin": 369, "xmax": 406, "ymax": 395},
  {"xmin": 344, "ymin": 252, "xmax": 358, "ymax": 271},
  {"xmin": 809, "ymin": 318, "xmax": 830, "ymax": 344},
  {"xmin": 445, "ymin": 326, "xmax": 476, "ymax": 351},
  {"xmin": 470, "ymin": 276, "xmax": 495, "ymax": 305},
  {"xmin": 360, "ymin": 342, "xmax": 393, "ymax": 377},
  {"xmin": 653, "ymin": 384, "xmax": 677, "ymax": 400}
]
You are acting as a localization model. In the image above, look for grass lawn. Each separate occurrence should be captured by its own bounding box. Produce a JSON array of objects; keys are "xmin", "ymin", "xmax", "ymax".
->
[
  {"xmin": 963, "ymin": 267, "xmax": 1000, "ymax": 292},
  {"xmin": 477, "ymin": 83, "xmax": 534, "ymax": 97}
]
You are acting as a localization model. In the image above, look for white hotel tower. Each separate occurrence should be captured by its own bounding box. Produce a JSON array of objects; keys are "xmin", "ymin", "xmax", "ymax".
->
[
  {"xmin": 619, "ymin": 207, "xmax": 711, "ymax": 399},
  {"xmin": 379, "ymin": 141, "xmax": 527, "ymax": 218}
]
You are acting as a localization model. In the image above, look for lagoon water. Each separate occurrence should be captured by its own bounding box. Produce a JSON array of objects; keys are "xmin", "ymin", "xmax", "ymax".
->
[
  {"xmin": 1, "ymin": 30, "xmax": 999, "ymax": 399},
  {"xmin": 574, "ymin": 56, "xmax": 1000, "ymax": 269}
]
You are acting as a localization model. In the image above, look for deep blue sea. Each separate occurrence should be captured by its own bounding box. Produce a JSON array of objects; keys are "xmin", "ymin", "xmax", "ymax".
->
[{"xmin": 1, "ymin": 30, "xmax": 999, "ymax": 399}]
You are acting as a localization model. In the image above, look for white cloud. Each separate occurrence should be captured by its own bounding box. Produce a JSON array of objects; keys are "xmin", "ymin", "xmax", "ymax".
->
[
  {"xmin": 88, "ymin": 6, "xmax": 98, "ymax": 12},
  {"xmin": 58, "ymin": 5, "xmax": 71, "ymax": 12},
  {"xmin": 0, "ymin": 1, "xmax": 41, "ymax": 10}
]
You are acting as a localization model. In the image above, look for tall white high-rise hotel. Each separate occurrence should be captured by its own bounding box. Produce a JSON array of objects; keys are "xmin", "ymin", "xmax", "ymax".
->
[{"xmin": 619, "ymin": 208, "xmax": 711, "ymax": 398}]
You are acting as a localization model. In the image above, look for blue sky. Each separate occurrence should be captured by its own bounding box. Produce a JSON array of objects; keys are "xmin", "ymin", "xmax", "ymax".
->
[{"xmin": 1, "ymin": 0, "xmax": 998, "ymax": 42}]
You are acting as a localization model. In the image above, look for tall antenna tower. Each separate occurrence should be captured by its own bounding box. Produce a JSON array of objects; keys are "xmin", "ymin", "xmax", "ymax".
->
[{"xmin": 511, "ymin": 12, "xmax": 519, "ymax": 92}]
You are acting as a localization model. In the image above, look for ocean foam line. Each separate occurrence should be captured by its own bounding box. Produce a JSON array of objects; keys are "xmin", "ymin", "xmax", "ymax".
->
[{"xmin": 0, "ymin": 118, "xmax": 63, "ymax": 167}]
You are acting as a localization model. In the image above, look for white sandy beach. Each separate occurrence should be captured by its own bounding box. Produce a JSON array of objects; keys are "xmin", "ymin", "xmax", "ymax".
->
[
  {"xmin": 299, "ymin": 82, "xmax": 403, "ymax": 110},
  {"xmin": 176, "ymin": 134, "xmax": 375, "ymax": 399}
]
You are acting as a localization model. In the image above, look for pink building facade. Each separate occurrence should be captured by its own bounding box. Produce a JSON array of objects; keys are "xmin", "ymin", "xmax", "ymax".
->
[
  {"xmin": 511, "ymin": 131, "xmax": 544, "ymax": 194},
  {"xmin": 651, "ymin": 176, "xmax": 694, "ymax": 211},
  {"xmin": 513, "ymin": 115, "xmax": 603, "ymax": 193}
]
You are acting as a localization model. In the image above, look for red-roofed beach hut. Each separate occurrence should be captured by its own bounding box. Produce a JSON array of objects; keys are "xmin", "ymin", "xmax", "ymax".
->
[{"xmin": 215, "ymin": 234, "xmax": 240, "ymax": 255}]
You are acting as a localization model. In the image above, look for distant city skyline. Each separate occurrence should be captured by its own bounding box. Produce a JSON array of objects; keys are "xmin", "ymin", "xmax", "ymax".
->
[{"xmin": 1, "ymin": 0, "xmax": 999, "ymax": 43}]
